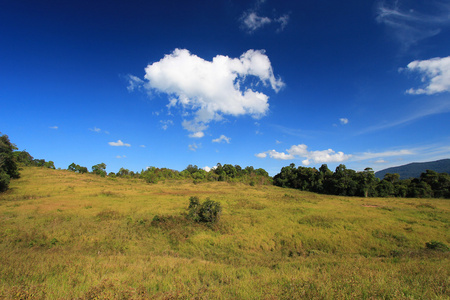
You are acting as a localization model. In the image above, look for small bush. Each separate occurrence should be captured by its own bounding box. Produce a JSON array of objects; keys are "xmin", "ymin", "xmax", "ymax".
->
[
  {"xmin": 425, "ymin": 240, "xmax": 450, "ymax": 252},
  {"xmin": 0, "ymin": 170, "xmax": 10, "ymax": 192},
  {"xmin": 187, "ymin": 196, "xmax": 222, "ymax": 224}
]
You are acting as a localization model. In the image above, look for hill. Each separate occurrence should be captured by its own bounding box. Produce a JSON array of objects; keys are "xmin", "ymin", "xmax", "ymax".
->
[
  {"xmin": 375, "ymin": 158, "xmax": 450, "ymax": 179},
  {"xmin": 0, "ymin": 167, "xmax": 449, "ymax": 299}
]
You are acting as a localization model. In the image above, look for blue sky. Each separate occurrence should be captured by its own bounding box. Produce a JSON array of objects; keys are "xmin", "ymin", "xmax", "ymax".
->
[{"xmin": 1, "ymin": 0, "xmax": 449, "ymax": 175}]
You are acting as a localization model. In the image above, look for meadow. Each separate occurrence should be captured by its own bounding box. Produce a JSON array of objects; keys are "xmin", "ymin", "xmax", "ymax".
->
[{"xmin": 0, "ymin": 167, "xmax": 449, "ymax": 299}]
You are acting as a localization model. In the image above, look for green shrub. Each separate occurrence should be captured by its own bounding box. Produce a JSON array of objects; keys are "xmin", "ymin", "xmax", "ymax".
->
[
  {"xmin": 187, "ymin": 196, "xmax": 222, "ymax": 224},
  {"xmin": 0, "ymin": 170, "xmax": 10, "ymax": 192},
  {"xmin": 425, "ymin": 241, "xmax": 450, "ymax": 252}
]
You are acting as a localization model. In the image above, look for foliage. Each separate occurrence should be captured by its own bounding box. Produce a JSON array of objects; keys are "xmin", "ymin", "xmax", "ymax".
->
[
  {"xmin": 92, "ymin": 163, "xmax": 107, "ymax": 177},
  {"xmin": 0, "ymin": 133, "xmax": 20, "ymax": 179},
  {"xmin": 0, "ymin": 170, "xmax": 10, "ymax": 192},
  {"xmin": 187, "ymin": 196, "xmax": 222, "ymax": 224},
  {"xmin": 426, "ymin": 241, "xmax": 450, "ymax": 252},
  {"xmin": 274, "ymin": 163, "xmax": 450, "ymax": 198},
  {"xmin": 0, "ymin": 133, "xmax": 20, "ymax": 192},
  {"xmin": 68, "ymin": 163, "xmax": 88, "ymax": 173}
]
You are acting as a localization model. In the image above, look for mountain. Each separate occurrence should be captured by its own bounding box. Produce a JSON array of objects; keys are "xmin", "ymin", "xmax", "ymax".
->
[{"xmin": 375, "ymin": 159, "xmax": 450, "ymax": 180}]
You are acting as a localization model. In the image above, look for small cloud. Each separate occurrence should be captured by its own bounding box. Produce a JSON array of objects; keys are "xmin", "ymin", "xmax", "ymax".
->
[
  {"xmin": 240, "ymin": 1, "xmax": 290, "ymax": 34},
  {"xmin": 160, "ymin": 120, "xmax": 174, "ymax": 130},
  {"xmin": 189, "ymin": 131, "xmax": 205, "ymax": 138},
  {"xmin": 404, "ymin": 56, "xmax": 450, "ymax": 95},
  {"xmin": 255, "ymin": 152, "xmax": 267, "ymax": 158},
  {"xmin": 139, "ymin": 145, "xmax": 146, "ymax": 148},
  {"xmin": 116, "ymin": 155, "xmax": 126, "ymax": 159},
  {"xmin": 89, "ymin": 127, "xmax": 101, "ymax": 133},
  {"xmin": 212, "ymin": 135, "xmax": 231, "ymax": 144},
  {"xmin": 188, "ymin": 143, "xmax": 200, "ymax": 151},
  {"xmin": 49, "ymin": 126, "xmax": 58, "ymax": 129},
  {"xmin": 276, "ymin": 140, "xmax": 282, "ymax": 144},
  {"xmin": 340, "ymin": 118, "xmax": 349, "ymax": 125},
  {"xmin": 276, "ymin": 14, "xmax": 290, "ymax": 32},
  {"xmin": 373, "ymin": 159, "xmax": 388, "ymax": 164},
  {"xmin": 203, "ymin": 166, "xmax": 211, "ymax": 172},
  {"xmin": 109, "ymin": 140, "xmax": 131, "ymax": 147},
  {"xmin": 241, "ymin": 12, "xmax": 272, "ymax": 33},
  {"xmin": 126, "ymin": 74, "xmax": 144, "ymax": 92}
]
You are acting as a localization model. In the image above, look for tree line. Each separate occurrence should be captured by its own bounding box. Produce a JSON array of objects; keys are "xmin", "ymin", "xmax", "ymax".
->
[
  {"xmin": 67, "ymin": 162, "xmax": 272, "ymax": 186},
  {"xmin": 273, "ymin": 163, "xmax": 450, "ymax": 198}
]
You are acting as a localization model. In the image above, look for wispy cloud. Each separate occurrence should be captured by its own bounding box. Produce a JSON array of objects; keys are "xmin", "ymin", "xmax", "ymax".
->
[
  {"xmin": 49, "ymin": 126, "xmax": 58, "ymax": 130},
  {"xmin": 126, "ymin": 74, "xmax": 144, "ymax": 92},
  {"xmin": 89, "ymin": 127, "xmax": 101, "ymax": 133},
  {"xmin": 404, "ymin": 56, "xmax": 450, "ymax": 95},
  {"xmin": 160, "ymin": 120, "xmax": 174, "ymax": 130},
  {"xmin": 108, "ymin": 140, "xmax": 131, "ymax": 147},
  {"xmin": 212, "ymin": 135, "xmax": 231, "ymax": 144},
  {"xmin": 188, "ymin": 143, "xmax": 200, "ymax": 151},
  {"xmin": 376, "ymin": 0, "xmax": 450, "ymax": 49},
  {"xmin": 256, "ymin": 144, "xmax": 351, "ymax": 165},
  {"xmin": 352, "ymin": 149, "xmax": 414, "ymax": 161},
  {"xmin": 240, "ymin": 0, "xmax": 289, "ymax": 33},
  {"xmin": 356, "ymin": 99, "xmax": 450, "ymax": 135},
  {"xmin": 116, "ymin": 155, "xmax": 126, "ymax": 159}
]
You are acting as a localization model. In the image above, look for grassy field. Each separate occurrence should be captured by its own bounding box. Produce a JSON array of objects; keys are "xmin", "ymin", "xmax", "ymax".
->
[{"xmin": 0, "ymin": 167, "xmax": 449, "ymax": 299}]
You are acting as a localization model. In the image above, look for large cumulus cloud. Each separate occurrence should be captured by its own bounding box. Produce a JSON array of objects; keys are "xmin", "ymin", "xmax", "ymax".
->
[{"xmin": 129, "ymin": 49, "xmax": 283, "ymax": 137}]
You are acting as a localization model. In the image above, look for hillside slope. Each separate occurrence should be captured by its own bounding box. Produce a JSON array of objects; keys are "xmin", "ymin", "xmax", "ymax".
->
[
  {"xmin": 375, "ymin": 158, "xmax": 450, "ymax": 179},
  {"xmin": 0, "ymin": 167, "xmax": 449, "ymax": 299}
]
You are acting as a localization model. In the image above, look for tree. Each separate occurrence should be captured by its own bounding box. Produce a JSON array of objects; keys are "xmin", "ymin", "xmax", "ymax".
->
[
  {"xmin": 92, "ymin": 163, "xmax": 107, "ymax": 177},
  {"xmin": 0, "ymin": 133, "xmax": 20, "ymax": 180},
  {"xmin": 357, "ymin": 168, "xmax": 379, "ymax": 197},
  {"xmin": 14, "ymin": 150, "xmax": 34, "ymax": 166}
]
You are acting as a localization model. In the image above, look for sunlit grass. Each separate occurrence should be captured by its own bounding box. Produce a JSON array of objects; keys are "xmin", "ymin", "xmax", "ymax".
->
[{"xmin": 0, "ymin": 167, "xmax": 449, "ymax": 299}]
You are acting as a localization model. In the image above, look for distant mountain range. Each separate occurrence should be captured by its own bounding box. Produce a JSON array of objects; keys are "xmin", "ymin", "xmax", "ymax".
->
[{"xmin": 375, "ymin": 159, "xmax": 450, "ymax": 180}]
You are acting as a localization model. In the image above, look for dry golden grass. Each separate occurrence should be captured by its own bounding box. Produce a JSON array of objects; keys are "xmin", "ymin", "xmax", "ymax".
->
[{"xmin": 0, "ymin": 167, "xmax": 449, "ymax": 299}]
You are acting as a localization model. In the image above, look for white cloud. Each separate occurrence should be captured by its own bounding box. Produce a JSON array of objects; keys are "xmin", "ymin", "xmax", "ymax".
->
[
  {"xmin": 376, "ymin": 1, "xmax": 450, "ymax": 49},
  {"xmin": 160, "ymin": 120, "xmax": 173, "ymax": 130},
  {"xmin": 373, "ymin": 159, "xmax": 388, "ymax": 164},
  {"xmin": 203, "ymin": 166, "xmax": 211, "ymax": 172},
  {"xmin": 89, "ymin": 127, "xmax": 101, "ymax": 133},
  {"xmin": 135, "ymin": 48, "xmax": 283, "ymax": 137},
  {"xmin": 241, "ymin": 12, "xmax": 272, "ymax": 32},
  {"xmin": 404, "ymin": 56, "xmax": 450, "ymax": 95},
  {"xmin": 116, "ymin": 155, "xmax": 126, "ymax": 159},
  {"xmin": 239, "ymin": 0, "xmax": 290, "ymax": 34},
  {"xmin": 188, "ymin": 143, "xmax": 200, "ymax": 151},
  {"xmin": 276, "ymin": 14, "xmax": 290, "ymax": 32},
  {"xmin": 339, "ymin": 118, "xmax": 349, "ymax": 125},
  {"xmin": 108, "ymin": 140, "xmax": 131, "ymax": 147},
  {"xmin": 353, "ymin": 149, "xmax": 414, "ymax": 161},
  {"xmin": 256, "ymin": 144, "xmax": 351, "ymax": 165},
  {"xmin": 212, "ymin": 135, "xmax": 231, "ymax": 144},
  {"xmin": 49, "ymin": 126, "xmax": 58, "ymax": 130},
  {"xmin": 255, "ymin": 152, "xmax": 267, "ymax": 158},
  {"xmin": 189, "ymin": 132, "xmax": 205, "ymax": 138},
  {"xmin": 126, "ymin": 74, "xmax": 144, "ymax": 92},
  {"xmin": 140, "ymin": 145, "xmax": 146, "ymax": 148}
]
